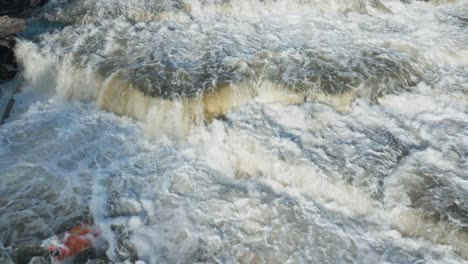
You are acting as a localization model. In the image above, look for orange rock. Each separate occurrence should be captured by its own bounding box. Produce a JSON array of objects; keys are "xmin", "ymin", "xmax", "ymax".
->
[{"xmin": 48, "ymin": 224, "xmax": 100, "ymax": 261}]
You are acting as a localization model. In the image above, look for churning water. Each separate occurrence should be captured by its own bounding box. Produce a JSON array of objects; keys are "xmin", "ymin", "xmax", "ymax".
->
[{"xmin": 1, "ymin": 0, "xmax": 468, "ymax": 263}]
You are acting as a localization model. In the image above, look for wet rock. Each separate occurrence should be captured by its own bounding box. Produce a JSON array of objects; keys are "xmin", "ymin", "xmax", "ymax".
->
[
  {"xmin": 73, "ymin": 246, "xmax": 110, "ymax": 263},
  {"xmin": 85, "ymin": 259, "xmax": 109, "ymax": 264},
  {"xmin": 0, "ymin": 63, "xmax": 16, "ymax": 80},
  {"xmin": 74, "ymin": 248, "xmax": 98, "ymax": 263},
  {"xmin": 1, "ymin": 95, "xmax": 15, "ymax": 122},
  {"xmin": 116, "ymin": 237, "xmax": 139, "ymax": 263},
  {"xmin": 0, "ymin": 44, "xmax": 14, "ymax": 63},
  {"xmin": 370, "ymin": 0, "xmax": 392, "ymax": 13},
  {"xmin": 52, "ymin": 214, "xmax": 94, "ymax": 235},
  {"xmin": 13, "ymin": 245, "xmax": 48, "ymax": 264},
  {"xmin": 27, "ymin": 256, "xmax": 48, "ymax": 264},
  {"xmin": 58, "ymin": 159, "xmax": 79, "ymax": 170},
  {"xmin": 0, "ymin": 0, "xmax": 47, "ymax": 83},
  {"xmin": 0, "ymin": 252, "xmax": 15, "ymax": 264},
  {"xmin": 0, "ymin": 35, "xmax": 15, "ymax": 49},
  {"xmin": 0, "ymin": 80, "xmax": 17, "ymax": 124},
  {"xmin": 0, "ymin": 17, "xmax": 20, "ymax": 82},
  {"xmin": 111, "ymin": 225, "xmax": 139, "ymax": 262}
]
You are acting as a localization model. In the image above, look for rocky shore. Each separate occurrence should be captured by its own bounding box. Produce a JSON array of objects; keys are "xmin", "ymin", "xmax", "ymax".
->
[
  {"xmin": 0, "ymin": 0, "xmax": 47, "ymax": 123},
  {"xmin": 0, "ymin": 16, "xmax": 24, "ymax": 81}
]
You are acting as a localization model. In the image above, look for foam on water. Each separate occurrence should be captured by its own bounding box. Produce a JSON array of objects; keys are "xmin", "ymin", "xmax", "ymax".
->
[
  {"xmin": 1, "ymin": 0, "xmax": 468, "ymax": 263},
  {"xmin": 15, "ymin": 0, "xmax": 436, "ymax": 138}
]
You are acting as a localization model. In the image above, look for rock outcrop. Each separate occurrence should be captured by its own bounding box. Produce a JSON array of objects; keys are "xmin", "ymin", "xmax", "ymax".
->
[
  {"xmin": 0, "ymin": 0, "xmax": 46, "ymax": 18},
  {"xmin": 0, "ymin": 16, "xmax": 25, "ymax": 80},
  {"xmin": 0, "ymin": 16, "xmax": 26, "ymax": 38},
  {"xmin": 0, "ymin": 0, "xmax": 48, "ymax": 124},
  {"xmin": 0, "ymin": 0, "xmax": 48, "ymax": 81}
]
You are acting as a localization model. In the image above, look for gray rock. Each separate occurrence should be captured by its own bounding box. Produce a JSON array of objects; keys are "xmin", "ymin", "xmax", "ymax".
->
[{"xmin": 0, "ymin": 16, "xmax": 26, "ymax": 38}]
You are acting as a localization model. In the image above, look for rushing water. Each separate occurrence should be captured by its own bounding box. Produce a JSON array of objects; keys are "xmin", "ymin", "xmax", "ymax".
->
[{"xmin": 1, "ymin": 0, "xmax": 468, "ymax": 263}]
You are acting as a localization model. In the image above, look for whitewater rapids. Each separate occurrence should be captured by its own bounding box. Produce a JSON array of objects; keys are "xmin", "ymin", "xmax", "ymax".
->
[{"xmin": 1, "ymin": 0, "xmax": 468, "ymax": 263}]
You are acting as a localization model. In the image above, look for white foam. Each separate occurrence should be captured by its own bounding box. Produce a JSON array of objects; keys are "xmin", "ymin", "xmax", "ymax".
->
[{"xmin": 4, "ymin": 0, "xmax": 468, "ymax": 263}]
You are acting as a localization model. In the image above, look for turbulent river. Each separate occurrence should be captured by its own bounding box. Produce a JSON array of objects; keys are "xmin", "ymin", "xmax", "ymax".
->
[{"xmin": 1, "ymin": 0, "xmax": 468, "ymax": 263}]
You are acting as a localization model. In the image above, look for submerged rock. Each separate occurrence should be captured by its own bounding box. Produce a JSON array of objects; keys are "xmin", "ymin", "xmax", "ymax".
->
[
  {"xmin": 85, "ymin": 259, "xmax": 108, "ymax": 264},
  {"xmin": 111, "ymin": 224, "xmax": 139, "ymax": 262},
  {"xmin": 27, "ymin": 256, "xmax": 48, "ymax": 264},
  {"xmin": 13, "ymin": 245, "xmax": 48, "ymax": 264},
  {"xmin": 0, "ymin": 252, "xmax": 15, "ymax": 264}
]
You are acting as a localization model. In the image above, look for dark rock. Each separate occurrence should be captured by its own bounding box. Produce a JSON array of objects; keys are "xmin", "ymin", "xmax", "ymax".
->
[
  {"xmin": 0, "ymin": 38, "xmax": 12, "ymax": 49},
  {"xmin": 0, "ymin": 0, "xmax": 45, "ymax": 17},
  {"xmin": 12, "ymin": 245, "xmax": 48, "ymax": 264},
  {"xmin": 74, "ymin": 248, "xmax": 98, "ymax": 263},
  {"xmin": 1, "ymin": 95, "xmax": 14, "ymax": 122},
  {"xmin": 0, "ymin": 43, "xmax": 16, "ymax": 81},
  {"xmin": 27, "ymin": 256, "xmax": 48, "ymax": 264},
  {"xmin": 85, "ymin": 259, "xmax": 109, "ymax": 264},
  {"xmin": 0, "ymin": 64, "xmax": 16, "ymax": 80},
  {"xmin": 0, "ymin": 45, "xmax": 14, "ymax": 64},
  {"xmin": 0, "ymin": 80, "xmax": 18, "ymax": 124},
  {"xmin": 0, "ymin": 0, "xmax": 47, "ymax": 84},
  {"xmin": 0, "ymin": 0, "xmax": 30, "ymax": 16},
  {"xmin": 73, "ymin": 246, "xmax": 110, "ymax": 263}
]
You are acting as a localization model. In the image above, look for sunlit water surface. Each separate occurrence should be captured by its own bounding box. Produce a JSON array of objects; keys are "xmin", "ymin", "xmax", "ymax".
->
[{"xmin": 1, "ymin": 0, "xmax": 468, "ymax": 263}]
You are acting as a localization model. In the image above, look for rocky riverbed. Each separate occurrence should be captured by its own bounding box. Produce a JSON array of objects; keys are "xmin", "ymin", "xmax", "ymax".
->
[{"xmin": 1, "ymin": 0, "xmax": 468, "ymax": 263}]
